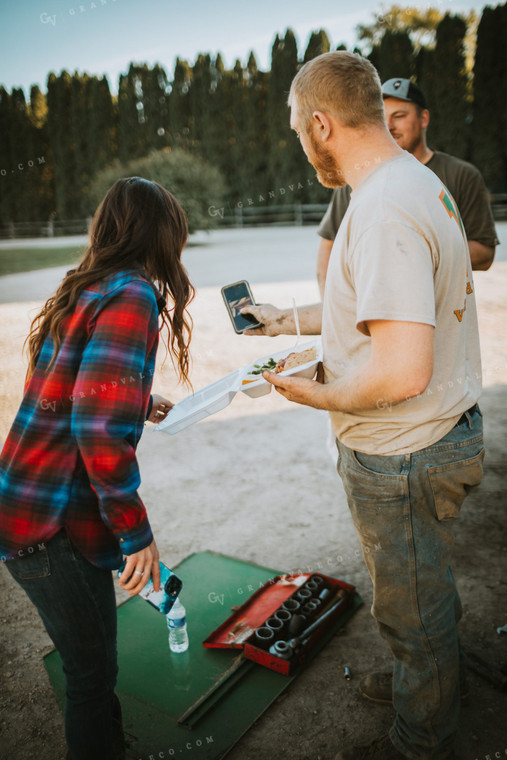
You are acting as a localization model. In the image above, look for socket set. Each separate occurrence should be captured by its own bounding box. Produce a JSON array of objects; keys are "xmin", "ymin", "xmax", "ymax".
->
[{"xmin": 204, "ymin": 572, "xmax": 356, "ymax": 675}]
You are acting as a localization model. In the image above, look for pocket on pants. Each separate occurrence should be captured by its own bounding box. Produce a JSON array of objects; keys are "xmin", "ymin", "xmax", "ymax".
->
[
  {"xmin": 427, "ymin": 447, "xmax": 485, "ymax": 520},
  {"xmin": 5, "ymin": 544, "xmax": 51, "ymax": 580}
]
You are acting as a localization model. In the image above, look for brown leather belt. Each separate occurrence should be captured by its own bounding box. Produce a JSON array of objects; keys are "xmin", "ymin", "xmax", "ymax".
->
[{"xmin": 455, "ymin": 403, "xmax": 478, "ymax": 427}]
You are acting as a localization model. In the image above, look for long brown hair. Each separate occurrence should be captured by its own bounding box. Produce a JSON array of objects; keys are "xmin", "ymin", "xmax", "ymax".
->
[{"xmin": 26, "ymin": 177, "xmax": 194, "ymax": 384}]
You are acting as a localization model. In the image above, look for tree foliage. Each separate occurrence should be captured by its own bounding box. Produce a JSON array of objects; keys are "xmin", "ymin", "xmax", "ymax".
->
[
  {"xmin": 471, "ymin": 3, "xmax": 507, "ymax": 191},
  {"xmin": 1, "ymin": 7, "xmax": 505, "ymax": 228},
  {"xmin": 376, "ymin": 30, "xmax": 415, "ymax": 80},
  {"xmin": 358, "ymin": 5, "xmax": 443, "ymax": 50},
  {"xmin": 418, "ymin": 14, "xmax": 469, "ymax": 158},
  {"xmin": 88, "ymin": 147, "xmax": 227, "ymax": 232}
]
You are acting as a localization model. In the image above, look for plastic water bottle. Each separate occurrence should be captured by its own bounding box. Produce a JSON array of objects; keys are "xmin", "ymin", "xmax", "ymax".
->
[{"xmin": 167, "ymin": 598, "xmax": 189, "ymax": 653}]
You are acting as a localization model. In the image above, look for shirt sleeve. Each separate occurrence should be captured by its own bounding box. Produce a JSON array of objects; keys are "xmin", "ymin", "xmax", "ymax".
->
[
  {"xmin": 351, "ymin": 220, "xmax": 436, "ymax": 336},
  {"xmin": 453, "ymin": 164, "xmax": 499, "ymax": 247},
  {"xmin": 70, "ymin": 280, "xmax": 159, "ymax": 555},
  {"xmin": 318, "ymin": 186, "xmax": 353, "ymax": 240}
]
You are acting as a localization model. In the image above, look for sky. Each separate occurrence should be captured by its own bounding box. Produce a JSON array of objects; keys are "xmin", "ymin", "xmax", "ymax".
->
[{"xmin": 0, "ymin": 0, "xmax": 491, "ymax": 96}]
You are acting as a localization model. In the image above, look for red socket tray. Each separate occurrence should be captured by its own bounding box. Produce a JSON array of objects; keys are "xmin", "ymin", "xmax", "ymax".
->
[{"xmin": 203, "ymin": 572, "xmax": 356, "ymax": 675}]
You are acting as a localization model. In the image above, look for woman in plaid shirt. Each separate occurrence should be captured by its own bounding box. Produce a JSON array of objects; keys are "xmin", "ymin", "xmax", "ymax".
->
[{"xmin": 0, "ymin": 177, "xmax": 194, "ymax": 759}]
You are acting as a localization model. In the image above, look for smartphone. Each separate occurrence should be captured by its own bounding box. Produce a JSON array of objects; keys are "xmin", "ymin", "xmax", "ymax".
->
[
  {"xmin": 118, "ymin": 559, "xmax": 183, "ymax": 615},
  {"xmin": 221, "ymin": 280, "xmax": 263, "ymax": 334}
]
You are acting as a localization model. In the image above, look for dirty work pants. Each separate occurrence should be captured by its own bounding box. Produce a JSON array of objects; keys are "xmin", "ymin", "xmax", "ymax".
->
[
  {"xmin": 336, "ymin": 408, "xmax": 484, "ymax": 759},
  {"xmin": 5, "ymin": 528, "xmax": 119, "ymax": 760}
]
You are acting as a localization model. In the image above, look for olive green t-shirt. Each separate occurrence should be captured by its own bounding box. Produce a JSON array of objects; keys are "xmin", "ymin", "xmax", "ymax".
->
[{"xmin": 318, "ymin": 151, "xmax": 498, "ymax": 247}]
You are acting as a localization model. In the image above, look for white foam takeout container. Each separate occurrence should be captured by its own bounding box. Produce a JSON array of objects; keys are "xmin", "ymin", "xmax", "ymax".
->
[{"xmin": 156, "ymin": 338, "xmax": 322, "ymax": 435}]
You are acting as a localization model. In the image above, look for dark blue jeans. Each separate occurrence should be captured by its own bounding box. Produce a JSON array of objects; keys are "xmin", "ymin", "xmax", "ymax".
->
[
  {"xmin": 337, "ymin": 408, "xmax": 484, "ymax": 759},
  {"xmin": 5, "ymin": 529, "xmax": 119, "ymax": 760}
]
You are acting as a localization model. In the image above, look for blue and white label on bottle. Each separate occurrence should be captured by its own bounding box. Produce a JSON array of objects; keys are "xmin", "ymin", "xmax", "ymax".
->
[{"xmin": 168, "ymin": 616, "xmax": 186, "ymax": 629}]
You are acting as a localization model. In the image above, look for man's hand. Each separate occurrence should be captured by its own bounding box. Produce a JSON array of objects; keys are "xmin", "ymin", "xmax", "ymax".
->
[
  {"xmin": 262, "ymin": 362, "xmax": 327, "ymax": 407},
  {"xmin": 263, "ymin": 321, "xmax": 434, "ymax": 414},
  {"xmin": 147, "ymin": 393, "xmax": 173, "ymax": 423},
  {"xmin": 242, "ymin": 302, "xmax": 323, "ymax": 337},
  {"xmin": 241, "ymin": 303, "xmax": 288, "ymax": 336},
  {"xmin": 118, "ymin": 539, "xmax": 161, "ymax": 595}
]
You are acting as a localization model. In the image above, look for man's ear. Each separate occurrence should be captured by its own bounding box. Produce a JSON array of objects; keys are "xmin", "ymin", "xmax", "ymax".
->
[
  {"xmin": 421, "ymin": 109, "xmax": 430, "ymax": 130},
  {"xmin": 313, "ymin": 111, "xmax": 332, "ymax": 141}
]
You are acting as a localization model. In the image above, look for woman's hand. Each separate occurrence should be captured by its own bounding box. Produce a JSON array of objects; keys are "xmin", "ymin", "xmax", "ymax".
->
[
  {"xmin": 118, "ymin": 539, "xmax": 161, "ymax": 594},
  {"xmin": 146, "ymin": 394, "xmax": 174, "ymax": 423}
]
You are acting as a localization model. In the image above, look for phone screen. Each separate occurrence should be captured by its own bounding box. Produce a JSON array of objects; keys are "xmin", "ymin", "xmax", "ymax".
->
[{"xmin": 222, "ymin": 281, "xmax": 262, "ymax": 333}]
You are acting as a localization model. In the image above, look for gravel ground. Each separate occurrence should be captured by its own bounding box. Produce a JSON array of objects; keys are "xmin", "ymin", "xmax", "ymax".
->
[{"xmin": 0, "ymin": 226, "xmax": 506, "ymax": 760}]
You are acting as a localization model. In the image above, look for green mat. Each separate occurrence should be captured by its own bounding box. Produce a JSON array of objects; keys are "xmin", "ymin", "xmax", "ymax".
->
[{"xmin": 44, "ymin": 551, "xmax": 362, "ymax": 759}]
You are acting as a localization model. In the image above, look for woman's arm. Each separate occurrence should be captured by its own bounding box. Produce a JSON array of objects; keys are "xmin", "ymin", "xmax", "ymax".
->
[{"xmin": 70, "ymin": 280, "xmax": 159, "ymax": 567}]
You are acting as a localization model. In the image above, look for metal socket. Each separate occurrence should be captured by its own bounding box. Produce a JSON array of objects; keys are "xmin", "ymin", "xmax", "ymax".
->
[
  {"xmin": 269, "ymin": 640, "xmax": 293, "ymax": 660},
  {"xmin": 265, "ymin": 616, "xmax": 284, "ymax": 632},
  {"xmin": 274, "ymin": 608, "xmax": 292, "ymax": 624},
  {"xmin": 282, "ymin": 598, "xmax": 300, "ymax": 612},
  {"xmin": 296, "ymin": 587, "xmax": 312, "ymax": 602},
  {"xmin": 255, "ymin": 626, "xmax": 274, "ymax": 642}
]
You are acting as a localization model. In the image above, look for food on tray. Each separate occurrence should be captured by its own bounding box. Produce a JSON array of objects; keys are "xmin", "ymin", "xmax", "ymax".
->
[
  {"xmin": 274, "ymin": 346, "xmax": 318, "ymax": 373},
  {"xmin": 247, "ymin": 358, "xmax": 277, "ymax": 375},
  {"xmin": 241, "ymin": 346, "xmax": 318, "ymax": 384}
]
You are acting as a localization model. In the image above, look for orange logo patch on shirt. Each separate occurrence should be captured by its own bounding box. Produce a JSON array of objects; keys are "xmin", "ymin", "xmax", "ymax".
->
[{"xmin": 439, "ymin": 188, "xmax": 465, "ymax": 238}]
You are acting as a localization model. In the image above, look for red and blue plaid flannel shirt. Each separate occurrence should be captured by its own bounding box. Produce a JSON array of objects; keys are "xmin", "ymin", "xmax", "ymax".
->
[{"xmin": 0, "ymin": 270, "xmax": 163, "ymax": 569}]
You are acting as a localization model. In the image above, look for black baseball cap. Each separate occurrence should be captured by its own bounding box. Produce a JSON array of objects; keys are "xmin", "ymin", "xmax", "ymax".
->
[{"xmin": 381, "ymin": 78, "xmax": 428, "ymax": 110}]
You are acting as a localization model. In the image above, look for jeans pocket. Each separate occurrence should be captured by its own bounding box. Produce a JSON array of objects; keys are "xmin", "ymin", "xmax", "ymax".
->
[
  {"xmin": 427, "ymin": 447, "xmax": 485, "ymax": 520},
  {"xmin": 5, "ymin": 544, "xmax": 51, "ymax": 580},
  {"xmin": 340, "ymin": 450, "xmax": 407, "ymax": 512}
]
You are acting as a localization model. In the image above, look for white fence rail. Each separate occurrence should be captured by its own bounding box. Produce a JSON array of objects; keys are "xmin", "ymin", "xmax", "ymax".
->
[{"xmin": 1, "ymin": 197, "xmax": 506, "ymax": 240}]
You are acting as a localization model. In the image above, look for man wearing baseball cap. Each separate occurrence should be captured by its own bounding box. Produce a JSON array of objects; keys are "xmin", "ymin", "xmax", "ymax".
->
[{"xmin": 315, "ymin": 76, "xmax": 498, "ymax": 297}]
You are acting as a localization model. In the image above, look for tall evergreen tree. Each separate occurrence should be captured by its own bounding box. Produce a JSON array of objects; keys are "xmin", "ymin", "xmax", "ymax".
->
[
  {"xmin": 376, "ymin": 30, "xmax": 415, "ymax": 80},
  {"xmin": 303, "ymin": 30, "xmax": 331, "ymax": 62},
  {"xmin": 168, "ymin": 58, "xmax": 192, "ymax": 149},
  {"xmin": 471, "ymin": 3, "xmax": 507, "ymax": 191},
  {"xmin": 243, "ymin": 52, "xmax": 270, "ymax": 199},
  {"xmin": 46, "ymin": 71, "xmax": 79, "ymax": 218},
  {"xmin": 88, "ymin": 77, "xmax": 117, "ymax": 179},
  {"xmin": 8, "ymin": 88, "xmax": 40, "ymax": 221},
  {"xmin": 70, "ymin": 73, "xmax": 92, "ymax": 212},
  {"xmin": 118, "ymin": 64, "xmax": 171, "ymax": 163},
  {"xmin": 205, "ymin": 54, "xmax": 228, "ymax": 166},
  {"xmin": 27, "ymin": 85, "xmax": 54, "ymax": 220},
  {"xmin": 266, "ymin": 29, "xmax": 300, "ymax": 197},
  {"xmin": 425, "ymin": 14, "xmax": 469, "ymax": 158},
  {"xmin": 188, "ymin": 54, "xmax": 213, "ymax": 157},
  {"xmin": 0, "ymin": 88, "xmax": 13, "ymax": 224}
]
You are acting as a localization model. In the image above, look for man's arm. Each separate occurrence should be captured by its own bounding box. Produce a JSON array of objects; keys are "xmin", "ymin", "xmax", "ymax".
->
[
  {"xmin": 468, "ymin": 241, "xmax": 495, "ymax": 271},
  {"xmin": 262, "ymin": 320, "xmax": 434, "ymax": 412},
  {"xmin": 316, "ymin": 237, "xmax": 334, "ymax": 298},
  {"xmin": 242, "ymin": 302, "xmax": 323, "ymax": 336},
  {"xmin": 316, "ymin": 186, "xmax": 352, "ymax": 294},
  {"xmin": 445, "ymin": 160, "xmax": 498, "ymax": 270}
]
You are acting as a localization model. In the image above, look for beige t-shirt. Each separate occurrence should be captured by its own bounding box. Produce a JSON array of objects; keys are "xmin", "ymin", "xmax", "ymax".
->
[{"xmin": 322, "ymin": 153, "xmax": 482, "ymax": 455}]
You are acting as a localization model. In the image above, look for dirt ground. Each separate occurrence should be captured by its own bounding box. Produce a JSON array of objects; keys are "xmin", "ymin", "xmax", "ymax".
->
[{"xmin": 0, "ymin": 226, "xmax": 506, "ymax": 760}]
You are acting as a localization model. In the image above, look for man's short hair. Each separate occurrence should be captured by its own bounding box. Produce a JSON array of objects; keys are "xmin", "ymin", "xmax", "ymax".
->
[{"xmin": 289, "ymin": 51, "xmax": 385, "ymax": 132}]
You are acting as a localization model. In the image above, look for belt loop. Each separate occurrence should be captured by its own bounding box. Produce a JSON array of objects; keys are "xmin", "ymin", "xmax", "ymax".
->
[{"xmin": 464, "ymin": 409, "xmax": 474, "ymax": 430}]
